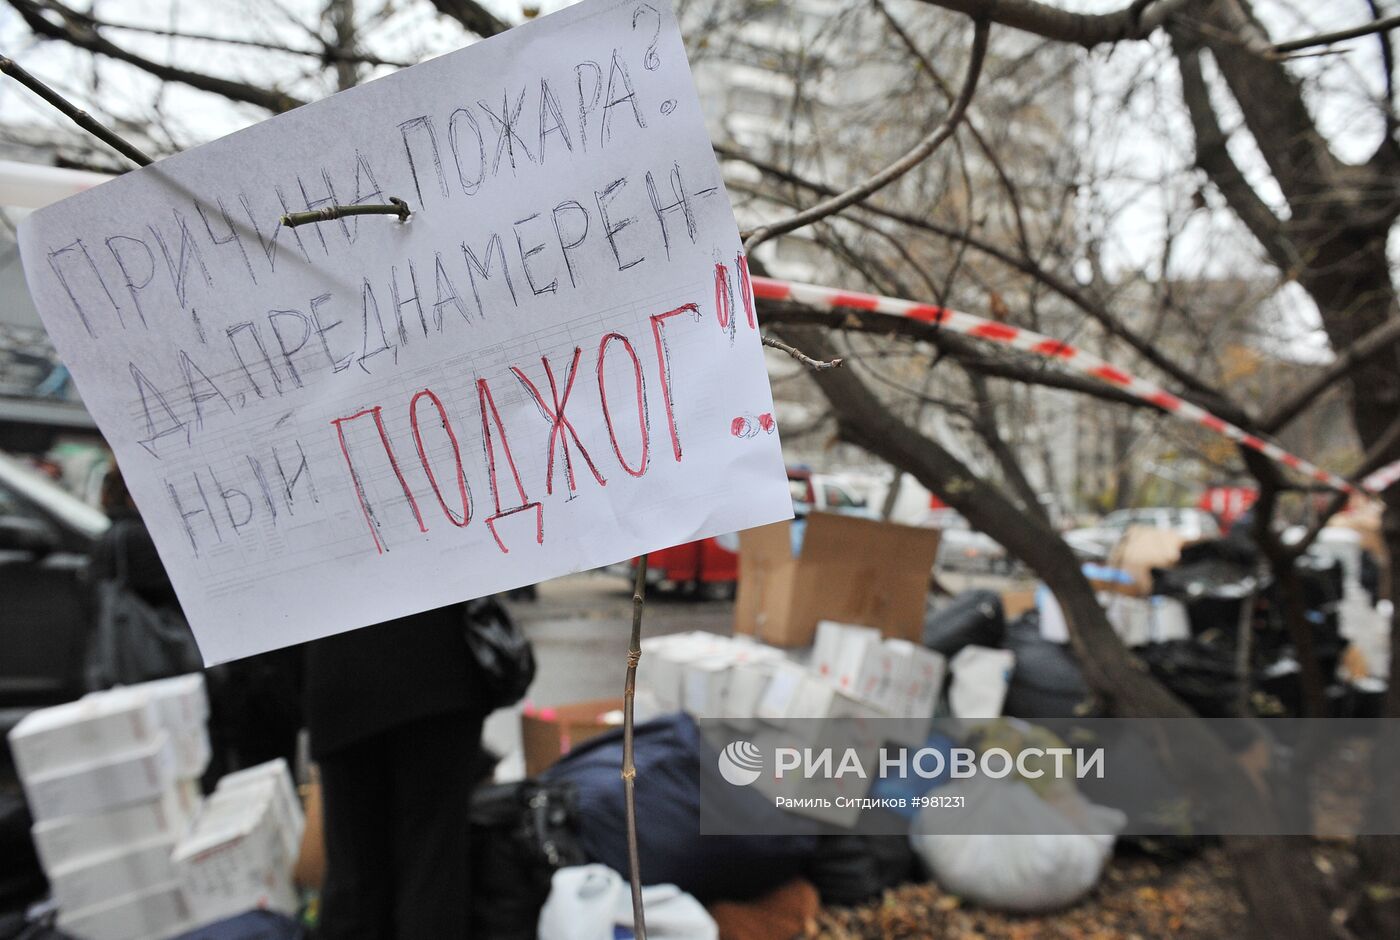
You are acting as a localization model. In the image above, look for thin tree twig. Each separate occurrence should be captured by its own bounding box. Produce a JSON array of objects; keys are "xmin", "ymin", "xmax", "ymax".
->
[
  {"xmin": 742, "ymin": 17, "xmax": 990, "ymax": 253},
  {"xmin": 1272, "ymin": 12, "xmax": 1400, "ymax": 55},
  {"xmin": 622, "ymin": 554, "xmax": 649, "ymax": 940},
  {"xmin": 762, "ymin": 334, "xmax": 845, "ymax": 370},
  {"xmin": 0, "ymin": 54, "xmax": 152, "ymax": 166},
  {"xmin": 280, "ymin": 197, "xmax": 410, "ymax": 228}
]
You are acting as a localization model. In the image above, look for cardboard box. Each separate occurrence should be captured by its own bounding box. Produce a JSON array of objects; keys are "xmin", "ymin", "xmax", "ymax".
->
[
  {"xmin": 1107, "ymin": 526, "xmax": 1185, "ymax": 595},
  {"xmin": 8, "ymin": 687, "xmax": 162, "ymax": 781},
  {"xmin": 1000, "ymin": 589, "xmax": 1037, "ymax": 620},
  {"xmin": 47, "ymin": 835, "xmax": 178, "ymax": 913},
  {"xmin": 31, "ymin": 780, "xmax": 200, "ymax": 873},
  {"xmin": 736, "ymin": 513, "xmax": 941, "ymax": 647},
  {"xmin": 23, "ymin": 733, "xmax": 176, "ymax": 821},
  {"xmin": 58, "ymin": 880, "xmax": 192, "ymax": 940},
  {"xmin": 521, "ymin": 698, "xmax": 622, "ymax": 776}
]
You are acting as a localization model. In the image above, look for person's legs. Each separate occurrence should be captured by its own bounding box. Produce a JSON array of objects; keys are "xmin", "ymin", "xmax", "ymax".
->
[
  {"xmin": 317, "ymin": 736, "xmax": 393, "ymax": 940},
  {"xmin": 388, "ymin": 708, "xmax": 484, "ymax": 940}
]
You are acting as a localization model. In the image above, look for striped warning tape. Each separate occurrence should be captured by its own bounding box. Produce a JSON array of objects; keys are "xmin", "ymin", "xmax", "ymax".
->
[
  {"xmin": 1362, "ymin": 458, "xmax": 1400, "ymax": 495},
  {"xmin": 751, "ymin": 275, "xmax": 1370, "ymax": 498}
]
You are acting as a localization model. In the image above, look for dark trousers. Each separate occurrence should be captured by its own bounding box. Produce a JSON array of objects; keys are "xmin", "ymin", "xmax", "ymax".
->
[{"xmin": 316, "ymin": 709, "xmax": 484, "ymax": 940}]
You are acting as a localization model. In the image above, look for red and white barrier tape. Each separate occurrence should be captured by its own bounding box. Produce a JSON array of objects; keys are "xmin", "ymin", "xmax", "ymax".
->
[
  {"xmin": 752, "ymin": 275, "xmax": 1369, "ymax": 498},
  {"xmin": 1363, "ymin": 458, "xmax": 1400, "ymax": 495}
]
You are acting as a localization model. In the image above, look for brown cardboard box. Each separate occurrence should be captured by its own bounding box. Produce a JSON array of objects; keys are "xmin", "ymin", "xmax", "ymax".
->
[
  {"xmin": 1000, "ymin": 588, "xmax": 1037, "ymax": 620},
  {"xmin": 521, "ymin": 698, "xmax": 623, "ymax": 776},
  {"xmin": 1107, "ymin": 526, "xmax": 1185, "ymax": 596},
  {"xmin": 735, "ymin": 512, "xmax": 941, "ymax": 648}
]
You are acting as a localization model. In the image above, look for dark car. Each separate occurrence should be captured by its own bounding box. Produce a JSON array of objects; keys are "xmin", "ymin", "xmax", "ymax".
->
[{"xmin": 0, "ymin": 452, "xmax": 108, "ymax": 712}]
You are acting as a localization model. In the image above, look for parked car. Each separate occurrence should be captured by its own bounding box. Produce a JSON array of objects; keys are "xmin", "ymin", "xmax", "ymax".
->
[
  {"xmin": 934, "ymin": 515, "xmax": 1015, "ymax": 574},
  {"xmin": 1065, "ymin": 507, "xmax": 1222, "ymax": 562},
  {"xmin": 0, "ymin": 451, "xmax": 108, "ymax": 711},
  {"xmin": 787, "ymin": 468, "xmax": 870, "ymax": 518}
]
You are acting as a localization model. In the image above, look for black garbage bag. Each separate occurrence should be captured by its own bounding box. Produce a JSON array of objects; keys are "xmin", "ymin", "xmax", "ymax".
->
[
  {"xmin": 468, "ymin": 779, "xmax": 586, "ymax": 940},
  {"xmin": 805, "ymin": 828, "xmax": 916, "ymax": 907},
  {"xmin": 1001, "ymin": 613, "xmax": 1095, "ymax": 726},
  {"xmin": 543, "ymin": 712, "xmax": 817, "ymax": 902},
  {"xmin": 1136, "ymin": 641, "xmax": 1240, "ymax": 719},
  {"xmin": 0, "ymin": 792, "xmax": 45, "ymax": 914},
  {"xmin": 923, "ymin": 590, "xmax": 1004, "ymax": 655}
]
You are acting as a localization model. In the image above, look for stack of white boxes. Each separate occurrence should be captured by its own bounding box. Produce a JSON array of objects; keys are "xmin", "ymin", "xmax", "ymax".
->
[
  {"xmin": 172, "ymin": 758, "xmax": 303, "ymax": 926},
  {"xmin": 8, "ymin": 675, "xmax": 212, "ymax": 940},
  {"xmin": 640, "ymin": 626, "xmax": 951, "ymax": 826}
]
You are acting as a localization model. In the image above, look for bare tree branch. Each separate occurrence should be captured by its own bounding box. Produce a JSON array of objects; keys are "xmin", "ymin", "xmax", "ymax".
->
[
  {"xmin": 1258, "ymin": 316, "xmax": 1400, "ymax": 433},
  {"xmin": 910, "ymin": 0, "xmax": 1191, "ymax": 46},
  {"xmin": 761, "ymin": 334, "xmax": 844, "ymax": 370},
  {"xmin": 7, "ymin": 0, "xmax": 307, "ymax": 113},
  {"xmin": 0, "ymin": 54, "xmax": 151, "ymax": 165},
  {"xmin": 1273, "ymin": 12, "xmax": 1400, "ymax": 54},
  {"xmin": 1172, "ymin": 36, "xmax": 1299, "ymax": 272},
  {"xmin": 742, "ymin": 18, "xmax": 989, "ymax": 252},
  {"xmin": 722, "ymin": 145, "xmax": 1225, "ymax": 400},
  {"xmin": 426, "ymin": 0, "xmax": 510, "ymax": 38}
]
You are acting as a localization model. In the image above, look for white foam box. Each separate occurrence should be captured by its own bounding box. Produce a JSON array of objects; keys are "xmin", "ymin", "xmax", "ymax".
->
[
  {"xmin": 756, "ymin": 662, "xmax": 808, "ymax": 726},
  {"xmin": 138, "ymin": 673, "xmax": 209, "ymax": 730},
  {"xmin": 948, "ymin": 646, "xmax": 1015, "ymax": 721},
  {"xmin": 8, "ymin": 687, "xmax": 161, "ymax": 782},
  {"xmin": 681, "ymin": 656, "xmax": 733, "ymax": 720},
  {"xmin": 58, "ymin": 880, "xmax": 193, "ymax": 940},
  {"xmin": 169, "ymin": 726, "xmax": 212, "ymax": 781},
  {"xmin": 721, "ymin": 661, "xmax": 774, "ymax": 732},
  {"xmin": 31, "ymin": 780, "xmax": 201, "ymax": 873},
  {"xmin": 1103, "ymin": 594, "xmax": 1152, "ymax": 647},
  {"xmin": 1148, "ymin": 596, "xmax": 1191, "ymax": 643},
  {"xmin": 207, "ymin": 779, "xmax": 299, "ymax": 866},
  {"xmin": 173, "ymin": 797, "xmax": 297, "ymax": 925},
  {"xmin": 23, "ymin": 733, "xmax": 176, "ymax": 821},
  {"xmin": 853, "ymin": 642, "xmax": 910, "ymax": 714},
  {"xmin": 645, "ymin": 633, "xmax": 731, "ymax": 710},
  {"xmin": 883, "ymin": 639, "xmax": 946, "ymax": 746},
  {"xmin": 47, "ymin": 834, "xmax": 180, "ymax": 913},
  {"xmin": 811, "ymin": 621, "xmax": 880, "ymax": 686},
  {"xmin": 215, "ymin": 758, "xmax": 304, "ymax": 861}
]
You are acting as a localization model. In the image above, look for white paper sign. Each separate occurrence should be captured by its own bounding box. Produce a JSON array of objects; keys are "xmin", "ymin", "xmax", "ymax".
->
[{"xmin": 18, "ymin": 0, "xmax": 790, "ymax": 664}]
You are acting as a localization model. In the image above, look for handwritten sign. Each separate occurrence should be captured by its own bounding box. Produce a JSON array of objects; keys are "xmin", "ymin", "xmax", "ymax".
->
[{"xmin": 18, "ymin": 0, "xmax": 791, "ymax": 664}]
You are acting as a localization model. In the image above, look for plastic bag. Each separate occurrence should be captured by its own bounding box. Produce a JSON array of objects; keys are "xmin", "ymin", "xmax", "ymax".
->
[
  {"xmin": 537, "ymin": 865, "xmax": 718, "ymax": 940},
  {"xmin": 909, "ymin": 778, "xmax": 1125, "ymax": 913}
]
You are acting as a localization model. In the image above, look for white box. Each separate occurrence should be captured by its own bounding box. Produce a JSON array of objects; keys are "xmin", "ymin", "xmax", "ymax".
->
[
  {"xmin": 23, "ymin": 733, "xmax": 177, "ymax": 821},
  {"xmin": 47, "ymin": 835, "xmax": 179, "ymax": 913},
  {"xmin": 756, "ymin": 662, "xmax": 808, "ymax": 725},
  {"xmin": 1103, "ymin": 594, "xmax": 1152, "ymax": 647},
  {"xmin": 174, "ymin": 797, "xmax": 297, "ymax": 925},
  {"xmin": 58, "ymin": 880, "xmax": 193, "ymax": 940},
  {"xmin": 169, "ymin": 725, "xmax": 212, "ymax": 781},
  {"xmin": 948, "ymin": 646, "xmax": 1015, "ymax": 720},
  {"xmin": 682, "ymin": 657, "xmax": 732, "ymax": 720},
  {"xmin": 853, "ymin": 643, "xmax": 909, "ymax": 713},
  {"xmin": 721, "ymin": 662, "xmax": 773, "ymax": 732},
  {"xmin": 882, "ymin": 639, "xmax": 946, "ymax": 745},
  {"xmin": 1149, "ymin": 596, "xmax": 1191, "ymax": 643},
  {"xmin": 645, "ymin": 633, "xmax": 730, "ymax": 710},
  {"xmin": 138, "ymin": 673, "xmax": 209, "ymax": 729},
  {"xmin": 8, "ymin": 688, "xmax": 162, "ymax": 781},
  {"xmin": 31, "ymin": 780, "xmax": 201, "ymax": 873},
  {"xmin": 214, "ymin": 758, "xmax": 304, "ymax": 863},
  {"xmin": 812, "ymin": 621, "xmax": 879, "ymax": 687}
]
